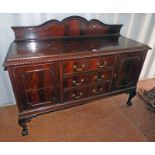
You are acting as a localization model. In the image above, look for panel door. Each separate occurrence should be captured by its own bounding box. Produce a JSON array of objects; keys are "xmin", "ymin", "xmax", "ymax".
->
[
  {"xmin": 112, "ymin": 51, "xmax": 146, "ymax": 90},
  {"xmin": 13, "ymin": 63, "xmax": 60, "ymax": 111}
]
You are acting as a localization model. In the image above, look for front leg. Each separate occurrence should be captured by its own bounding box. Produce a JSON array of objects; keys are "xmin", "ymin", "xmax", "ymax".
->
[
  {"xmin": 18, "ymin": 118, "xmax": 31, "ymax": 136},
  {"xmin": 127, "ymin": 90, "xmax": 136, "ymax": 106}
]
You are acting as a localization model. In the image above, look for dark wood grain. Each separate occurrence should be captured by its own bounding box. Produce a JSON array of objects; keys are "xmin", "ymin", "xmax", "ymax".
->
[
  {"xmin": 13, "ymin": 63, "xmax": 60, "ymax": 111},
  {"xmin": 64, "ymin": 82, "xmax": 110, "ymax": 102},
  {"xmin": 4, "ymin": 36, "xmax": 150, "ymax": 68},
  {"xmin": 3, "ymin": 16, "xmax": 151, "ymax": 136},
  {"xmin": 63, "ymin": 55, "xmax": 115, "ymax": 74},
  {"xmin": 11, "ymin": 16, "xmax": 122, "ymax": 41},
  {"xmin": 112, "ymin": 51, "xmax": 147, "ymax": 90},
  {"xmin": 63, "ymin": 69, "xmax": 113, "ymax": 89}
]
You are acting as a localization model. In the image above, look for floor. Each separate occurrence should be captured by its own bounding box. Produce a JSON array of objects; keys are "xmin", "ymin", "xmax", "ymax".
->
[{"xmin": 0, "ymin": 78, "xmax": 155, "ymax": 142}]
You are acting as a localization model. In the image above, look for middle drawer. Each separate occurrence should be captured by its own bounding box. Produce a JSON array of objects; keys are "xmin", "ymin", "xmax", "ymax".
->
[{"xmin": 63, "ymin": 69, "xmax": 113, "ymax": 90}]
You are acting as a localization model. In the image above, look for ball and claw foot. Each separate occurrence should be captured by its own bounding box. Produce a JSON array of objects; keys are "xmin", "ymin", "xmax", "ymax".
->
[
  {"xmin": 126, "ymin": 100, "xmax": 133, "ymax": 106},
  {"xmin": 18, "ymin": 118, "xmax": 31, "ymax": 136},
  {"xmin": 22, "ymin": 128, "xmax": 28, "ymax": 136},
  {"xmin": 126, "ymin": 90, "xmax": 136, "ymax": 106}
]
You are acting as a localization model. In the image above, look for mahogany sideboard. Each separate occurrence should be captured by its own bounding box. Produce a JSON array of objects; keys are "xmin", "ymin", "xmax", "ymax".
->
[{"xmin": 3, "ymin": 16, "xmax": 151, "ymax": 136}]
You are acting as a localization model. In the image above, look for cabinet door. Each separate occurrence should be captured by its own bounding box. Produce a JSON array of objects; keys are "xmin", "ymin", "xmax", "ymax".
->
[
  {"xmin": 112, "ymin": 51, "xmax": 146, "ymax": 90},
  {"xmin": 13, "ymin": 63, "xmax": 60, "ymax": 110}
]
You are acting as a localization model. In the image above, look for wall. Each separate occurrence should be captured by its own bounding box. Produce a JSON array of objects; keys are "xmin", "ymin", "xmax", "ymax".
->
[{"xmin": 0, "ymin": 13, "xmax": 155, "ymax": 106}]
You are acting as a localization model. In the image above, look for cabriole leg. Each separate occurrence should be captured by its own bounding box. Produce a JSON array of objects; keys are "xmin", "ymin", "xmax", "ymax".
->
[{"xmin": 127, "ymin": 90, "xmax": 136, "ymax": 106}]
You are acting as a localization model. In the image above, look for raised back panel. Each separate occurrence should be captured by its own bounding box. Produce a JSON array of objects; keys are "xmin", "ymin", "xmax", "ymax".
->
[{"xmin": 12, "ymin": 16, "xmax": 123, "ymax": 41}]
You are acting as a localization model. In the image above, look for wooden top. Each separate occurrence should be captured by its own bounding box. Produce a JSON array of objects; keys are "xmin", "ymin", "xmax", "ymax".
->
[{"xmin": 4, "ymin": 16, "xmax": 151, "ymax": 68}]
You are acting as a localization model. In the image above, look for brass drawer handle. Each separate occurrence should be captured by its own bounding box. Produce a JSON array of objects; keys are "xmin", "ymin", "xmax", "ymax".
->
[
  {"xmin": 73, "ymin": 79, "xmax": 84, "ymax": 86},
  {"xmin": 94, "ymin": 74, "xmax": 105, "ymax": 82},
  {"xmin": 97, "ymin": 61, "xmax": 107, "ymax": 68},
  {"xmin": 72, "ymin": 92, "xmax": 83, "ymax": 99},
  {"xmin": 73, "ymin": 64, "xmax": 85, "ymax": 72},
  {"xmin": 92, "ymin": 88, "xmax": 103, "ymax": 95}
]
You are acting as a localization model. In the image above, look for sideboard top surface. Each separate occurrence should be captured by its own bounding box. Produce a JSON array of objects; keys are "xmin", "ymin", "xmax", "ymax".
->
[{"xmin": 4, "ymin": 16, "xmax": 151, "ymax": 67}]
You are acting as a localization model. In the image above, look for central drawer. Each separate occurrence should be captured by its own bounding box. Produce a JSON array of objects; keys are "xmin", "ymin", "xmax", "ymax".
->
[
  {"xmin": 63, "ymin": 69, "xmax": 113, "ymax": 89},
  {"xmin": 63, "ymin": 55, "xmax": 115, "ymax": 74}
]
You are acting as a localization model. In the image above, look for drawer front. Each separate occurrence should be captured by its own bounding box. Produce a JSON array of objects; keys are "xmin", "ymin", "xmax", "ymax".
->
[
  {"xmin": 64, "ymin": 82, "xmax": 110, "ymax": 102},
  {"xmin": 63, "ymin": 55, "xmax": 115, "ymax": 74},
  {"xmin": 64, "ymin": 69, "xmax": 113, "ymax": 89}
]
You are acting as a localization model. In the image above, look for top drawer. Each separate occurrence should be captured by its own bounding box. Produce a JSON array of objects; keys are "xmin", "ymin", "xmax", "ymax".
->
[{"xmin": 63, "ymin": 55, "xmax": 115, "ymax": 74}]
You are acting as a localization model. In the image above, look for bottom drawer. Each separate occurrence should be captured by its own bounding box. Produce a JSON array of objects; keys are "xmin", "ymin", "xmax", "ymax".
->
[{"xmin": 64, "ymin": 82, "xmax": 110, "ymax": 102}]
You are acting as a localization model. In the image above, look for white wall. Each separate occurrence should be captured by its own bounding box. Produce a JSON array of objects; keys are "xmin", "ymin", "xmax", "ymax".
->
[{"xmin": 0, "ymin": 13, "xmax": 155, "ymax": 106}]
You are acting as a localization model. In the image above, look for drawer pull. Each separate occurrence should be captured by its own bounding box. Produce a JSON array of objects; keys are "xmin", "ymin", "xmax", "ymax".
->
[
  {"xmin": 73, "ymin": 79, "xmax": 84, "ymax": 86},
  {"xmin": 92, "ymin": 88, "xmax": 103, "ymax": 95},
  {"xmin": 94, "ymin": 75, "xmax": 105, "ymax": 81},
  {"xmin": 97, "ymin": 61, "xmax": 107, "ymax": 68},
  {"xmin": 72, "ymin": 92, "xmax": 83, "ymax": 99},
  {"xmin": 73, "ymin": 64, "xmax": 85, "ymax": 72}
]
